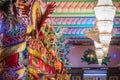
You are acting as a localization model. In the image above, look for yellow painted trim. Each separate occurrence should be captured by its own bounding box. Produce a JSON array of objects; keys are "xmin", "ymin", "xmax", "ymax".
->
[
  {"xmin": 0, "ymin": 42, "xmax": 26, "ymax": 61},
  {"xmin": 28, "ymin": 67, "xmax": 39, "ymax": 78},
  {"xmin": 16, "ymin": 66, "xmax": 26, "ymax": 79},
  {"xmin": 26, "ymin": 1, "xmax": 42, "ymax": 35},
  {"xmin": 28, "ymin": 47, "xmax": 41, "ymax": 59}
]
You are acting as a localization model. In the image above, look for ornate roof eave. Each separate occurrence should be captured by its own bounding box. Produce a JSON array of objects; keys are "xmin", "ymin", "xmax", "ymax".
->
[
  {"xmin": 41, "ymin": 2, "xmax": 120, "ymax": 14},
  {"xmin": 41, "ymin": 2, "xmax": 120, "ymax": 17},
  {"xmin": 51, "ymin": 24, "xmax": 120, "ymax": 28},
  {"xmin": 48, "ymin": 17, "xmax": 120, "ymax": 28},
  {"xmin": 42, "ymin": 0, "xmax": 120, "ymax": 2},
  {"xmin": 63, "ymin": 34, "xmax": 120, "ymax": 37},
  {"xmin": 50, "ymin": 12, "xmax": 120, "ymax": 17},
  {"xmin": 66, "ymin": 37, "xmax": 120, "ymax": 45}
]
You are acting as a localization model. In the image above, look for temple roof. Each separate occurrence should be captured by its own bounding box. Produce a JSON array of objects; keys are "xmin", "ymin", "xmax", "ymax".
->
[{"xmin": 41, "ymin": 0, "xmax": 120, "ymax": 45}]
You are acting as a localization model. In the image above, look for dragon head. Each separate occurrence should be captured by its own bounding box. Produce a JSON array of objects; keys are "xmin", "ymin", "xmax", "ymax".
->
[{"xmin": 46, "ymin": 33, "xmax": 56, "ymax": 45}]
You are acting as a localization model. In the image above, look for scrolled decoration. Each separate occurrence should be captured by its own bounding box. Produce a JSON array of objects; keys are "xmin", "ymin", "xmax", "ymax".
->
[{"xmin": 6, "ymin": 27, "xmax": 20, "ymax": 38}]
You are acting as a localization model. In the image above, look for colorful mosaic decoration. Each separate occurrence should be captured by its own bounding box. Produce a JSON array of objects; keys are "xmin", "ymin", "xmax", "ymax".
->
[
  {"xmin": 0, "ymin": 0, "xmax": 65, "ymax": 80},
  {"xmin": 0, "ymin": 0, "xmax": 120, "ymax": 80}
]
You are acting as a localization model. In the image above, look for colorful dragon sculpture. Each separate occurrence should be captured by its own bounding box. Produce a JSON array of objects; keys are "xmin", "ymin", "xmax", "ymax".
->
[
  {"xmin": 0, "ymin": 0, "xmax": 26, "ymax": 80},
  {"xmin": 18, "ymin": 0, "xmax": 65, "ymax": 80},
  {"xmin": 0, "ymin": 0, "xmax": 62, "ymax": 80},
  {"xmin": 0, "ymin": 0, "xmax": 67, "ymax": 79}
]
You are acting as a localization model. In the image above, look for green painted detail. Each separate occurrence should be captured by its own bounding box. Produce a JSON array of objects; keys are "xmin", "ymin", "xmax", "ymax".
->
[
  {"xmin": 116, "ymin": 12, "xmax": 120, "ymax": 14},
  {"xmin": 52, "ymin": 12, "xmax": 94, "ymax": 15},
  {"xmin": 43, "ymin": 0, "xmax": 120, "ymax": 2},
  {"xmin": 52, "ymin": 12, "xmax": 120, "ymax": 16},
  {"xmin": 81, "ymin": 48, "xmax": 111, "ymax": 65},
  {"xmin": 52, "ymin": 24, "xmax": 120, "ymax": 28},
  {"xmin": 52, "ymin": 24, "xmax": 94, "ymax": 27},
  {"xmin": 63, "ymin": 34, "xmax": 85, "ymax": 37}
]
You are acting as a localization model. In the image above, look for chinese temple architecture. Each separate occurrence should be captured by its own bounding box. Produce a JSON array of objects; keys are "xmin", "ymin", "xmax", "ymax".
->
[{"xmin": 0, "ymin": 0, "xmax": 120, "ymax": 80}]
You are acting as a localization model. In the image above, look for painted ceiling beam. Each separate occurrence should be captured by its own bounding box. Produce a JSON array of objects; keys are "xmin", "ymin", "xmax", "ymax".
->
[
  {"xmin": 42, "ymin": 2, "xmax": 120, "ymax": 16},
  {"xmin": 65, "ymin": 38, "xmax": 120, "ymax": 45},
  {"xmin": 49, "ymin": 17, "xmax": 120, "ymax": 27},
  {"xmin": 52, "ymin": 24, "xmax": 120, "ymax": 28},
  {"xmin": 51, "ymin": 12, "xmax": 95, "ymax": 17},
  {"xmin": 62, "ymin": 28, "xmax": 120, "ymax": 37},
  {"xmin": 66, "ymin": 38, "xmax": 120, "ymax": 41},
  {"xmin": 41, "ymin": 2, "xmax": 120, "ymax": 17},
  {"xmin": 63, "ymin": 34, "xmax": 120, "ymax": 37},
  {"xmin": 53, "ymin": 24, "xmax": 94, "ymax": 27},
  {"xmin": 42, "ymin": 0, "xmax": 120, "ymax": 2},
  {"xmin": 51, "ymin": 12, "xmax": 120, "ymax": 17}
]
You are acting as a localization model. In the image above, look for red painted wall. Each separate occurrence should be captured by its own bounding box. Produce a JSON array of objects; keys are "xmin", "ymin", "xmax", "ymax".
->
[{"xmin": 66, "ymin": 46, "xmax": 120, "ymax": 67}]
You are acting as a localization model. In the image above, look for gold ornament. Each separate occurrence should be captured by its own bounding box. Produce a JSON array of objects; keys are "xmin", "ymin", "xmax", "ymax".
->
[{"xmin": 54, "ymin": 59, "xmax": 61, "ymax": 70}]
